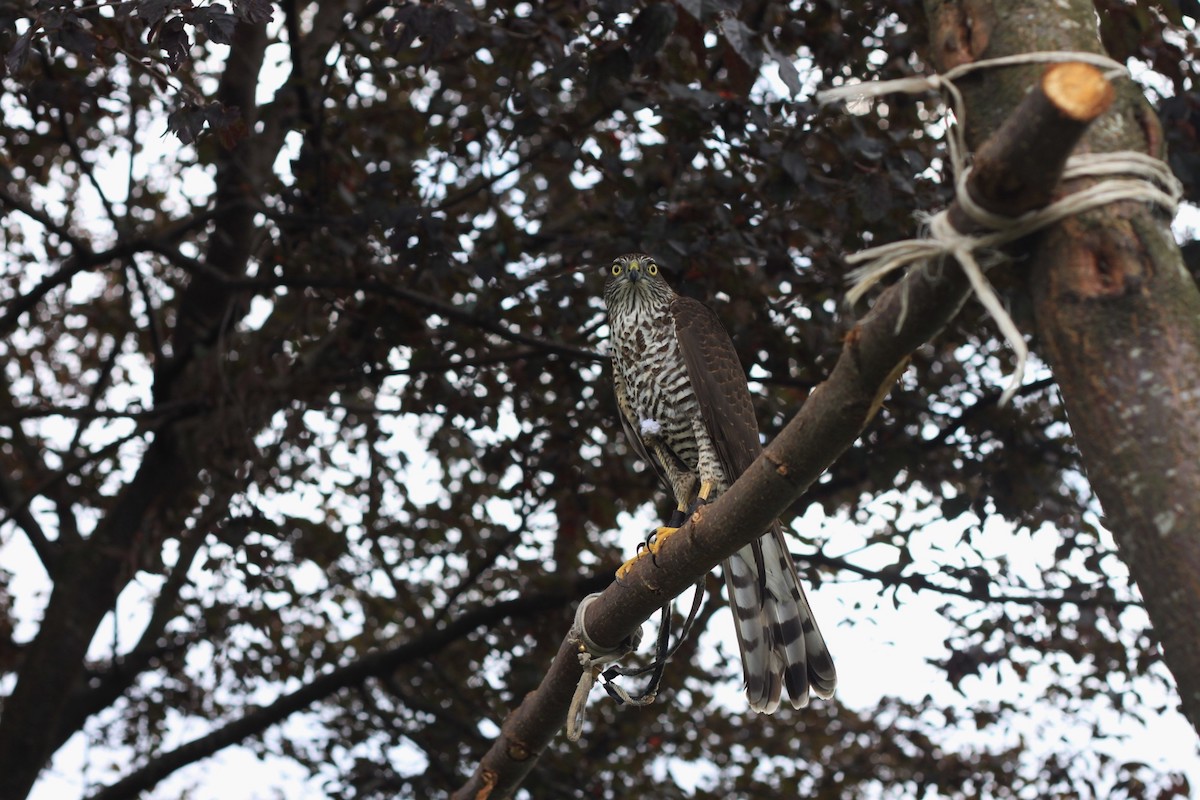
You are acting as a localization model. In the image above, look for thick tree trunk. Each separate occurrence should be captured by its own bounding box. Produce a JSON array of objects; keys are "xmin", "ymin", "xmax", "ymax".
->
[
  {"xmin": 926, "ymin": 0, "xmax": 1200, "ymax": 731},
  {"xmin": 0, "ymin": 26, "xmax": 273, "ymax": 800}
]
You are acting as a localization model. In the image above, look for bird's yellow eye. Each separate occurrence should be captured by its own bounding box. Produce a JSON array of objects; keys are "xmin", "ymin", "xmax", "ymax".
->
[
  {"xmin": 647, "ymin": 262, "xmax": 658, "ymax": 275},
  {"xmin": 611, "ymin": 264, "xmax": 622, "ymax": 275}
]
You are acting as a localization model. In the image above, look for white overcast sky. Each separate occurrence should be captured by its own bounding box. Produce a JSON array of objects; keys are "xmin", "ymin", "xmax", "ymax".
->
[{"xmin": 2, "ymin": 10, "xmax": 1199, "ymax": 799}]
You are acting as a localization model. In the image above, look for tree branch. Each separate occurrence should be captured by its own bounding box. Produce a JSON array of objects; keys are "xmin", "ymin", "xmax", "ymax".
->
[
  {"xmin": 0, "ymin": 371, "xmax": 66, "ymax": 570},
  {"xmin": 0, "ymin": 212, "xmax": 223, "ymax": 338},
  {"xmin": 144, "ymin": 266, "xmax": 605, "ymax": 364},
  {"xmin": 0, "ymin": 400, "xmax": 205, "ymax": 424},
  {"xmin": 805, "ymin": 549, "xmax": 1140, "ymax": 610},
  {"xmin": 0, "ymin": 20, "xmax": 284, "ymax": 798},
  {"xmin": 52, "ymin": 519, "xmax": 216, "ymax": 753},
  {"xmin": 86, "ymin": 575, "xmax": 609, "ymax": 800},
  {"xmin": 0, "ymin": 184, "xmax": 86, "ymax": 251},
  {"xmin": 451, "ymin": 61, "xmax": 1118, "ymax": 800},
  {"xmin": 0, "ymin": 6, "xmax": 381, "ymax": 797}
]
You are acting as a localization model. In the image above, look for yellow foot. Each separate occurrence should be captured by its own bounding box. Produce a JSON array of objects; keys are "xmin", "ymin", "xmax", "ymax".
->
[{"xmin": 615, "ymin": 526, "xmax": 680, "ymax": 580}]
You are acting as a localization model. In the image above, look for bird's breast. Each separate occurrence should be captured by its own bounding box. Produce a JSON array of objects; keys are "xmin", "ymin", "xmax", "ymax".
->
[{"xmin": 610, "ymin": 313, "xmax": 700, "ymax": 462}]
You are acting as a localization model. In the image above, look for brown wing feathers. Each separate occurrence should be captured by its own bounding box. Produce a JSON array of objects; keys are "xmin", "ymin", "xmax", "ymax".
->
[
  {"xmin": 670, "ymin": 293, "xmax": 837, "ymax": 709},
  {"xmin": 670, "ymin": 295, "xmax": 763, "ymax": 479}
]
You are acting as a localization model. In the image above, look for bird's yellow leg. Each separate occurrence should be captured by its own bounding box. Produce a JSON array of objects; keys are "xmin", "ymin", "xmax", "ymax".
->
[
  {"xmin": 615, "ymin": 504, "xmax": 687, "ymax": 579},
  {"xmin": 686, "ymin": 479, "xmax": 710, "ymax": 515}
]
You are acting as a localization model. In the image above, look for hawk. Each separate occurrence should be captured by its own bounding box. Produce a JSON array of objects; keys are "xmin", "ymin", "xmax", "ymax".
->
[{"xmin": 604, "ymin": 253, "xmax": 836, "ymax": 712}]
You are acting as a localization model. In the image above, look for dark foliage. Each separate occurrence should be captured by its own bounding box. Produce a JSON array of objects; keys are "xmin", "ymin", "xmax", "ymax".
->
[{"xmin": 0, "ymin": 0, "xmax": 1197, "ymax": 798}]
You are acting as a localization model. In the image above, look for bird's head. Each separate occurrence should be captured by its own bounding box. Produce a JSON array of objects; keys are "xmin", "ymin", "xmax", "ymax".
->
[{"xmin": 603, "ymin": 253, "xmax": 673, "ymax": 311}]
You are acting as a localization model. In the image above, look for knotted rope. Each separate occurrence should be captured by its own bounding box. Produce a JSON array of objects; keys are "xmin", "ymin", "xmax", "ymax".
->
[
  {"xmin": 566, "ymin": 593, "xmax": 643, "ymax": 742},
  {"xmin": 565, "ymin": 579, "xmax": 705, "ymax": 741},
  {"xmin": 819, "ymin": 52, "xmax": 1183, "ymax": 404}
]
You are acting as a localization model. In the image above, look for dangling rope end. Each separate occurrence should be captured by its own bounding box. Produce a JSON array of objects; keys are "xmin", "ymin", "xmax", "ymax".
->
[
  {"xmin": 565, "ymin": 593, "xmax": 642, "ymax": 743},
  {"xmin": 998, "ymin": 343, "xmax": 1029, "ymax": 407}
]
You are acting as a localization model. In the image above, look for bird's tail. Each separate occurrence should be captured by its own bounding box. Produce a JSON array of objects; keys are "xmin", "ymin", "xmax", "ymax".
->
[{"xmin": 722, "ymin": 521, "xmax": 836, "ymax": 713}]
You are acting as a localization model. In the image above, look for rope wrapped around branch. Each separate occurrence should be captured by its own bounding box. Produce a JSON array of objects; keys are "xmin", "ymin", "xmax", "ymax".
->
[
  {"xmin": 565, "ymin": 593, "xmax": 642, "ymax": 742},
  {"xmin": 819, "ymin": 52, "xmax": 1183, "ymax": 404}
]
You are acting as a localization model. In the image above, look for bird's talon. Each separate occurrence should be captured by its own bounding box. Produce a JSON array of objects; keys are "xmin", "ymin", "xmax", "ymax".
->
[
  {"xmin": 615, "ymin": 525, "xmax": 681, "ymax": 578},
  {"xmin": 647, "ymin": 526, "xmax": 679, "ymax": 555},
  {"xmin": 615, "ymin": 550, "xmax": 646, "ymax": 581}
]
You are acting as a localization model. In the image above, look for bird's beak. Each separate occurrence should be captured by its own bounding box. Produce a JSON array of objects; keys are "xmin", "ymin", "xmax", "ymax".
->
[{"xmin": 628, "ymin": 264, "xmax": 642, "ymax": 282}]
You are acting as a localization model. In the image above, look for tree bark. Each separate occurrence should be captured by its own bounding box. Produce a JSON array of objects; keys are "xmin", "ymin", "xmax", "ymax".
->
[{"xmin": 926, "ymin": 0, "xmax": 1200, "ymax": 731}]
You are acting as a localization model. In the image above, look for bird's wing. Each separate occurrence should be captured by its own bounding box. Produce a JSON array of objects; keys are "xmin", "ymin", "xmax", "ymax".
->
[
  {"xmin": 672, "ymin": 294, "xmax": 837, "ymax": 711},
  {"xmin": 670, "ymin": 295, "xmax": 762, "ymax": 477}
]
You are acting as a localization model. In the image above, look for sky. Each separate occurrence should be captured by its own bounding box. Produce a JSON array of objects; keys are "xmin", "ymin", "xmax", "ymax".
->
[{"xmin": 2, "ymin": 8, "xmax": 1200, "ymax": 799}]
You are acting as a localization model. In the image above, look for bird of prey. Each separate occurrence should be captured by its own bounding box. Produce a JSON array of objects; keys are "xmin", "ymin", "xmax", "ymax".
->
[{"xmin": 603, "ymin": 253, "xmax": 836, "ymax": 712}]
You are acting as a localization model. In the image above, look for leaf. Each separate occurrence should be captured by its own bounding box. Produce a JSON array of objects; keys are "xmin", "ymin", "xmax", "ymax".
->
[
  {"xmin": 586, "ymin": 44, "xmax": 633, "ymax": 102},
  {"xmin": 597, "ymin": 0, "xmax": 636, "ymax": 16},
  {"xmin": 205, "ymin": 9, "xmax": 237, "ymax": 45},
  {"xmin": 627, "ymin": 2, "xmax": 676, "ymax": 64},
  {"xmin": 855, "ymin": 171, "xmax": 892, "ymax": 223},
  {"xmin": 164, "ymin": 101, "xmax": 244, "ymax": 146},
  {"xmin": 158, "ymin": 15, "xmax": 189, "ymax": 70},
  {"xmin": 233, "ymin": 0, "xmax": 274, "ymax": 24},
  {"xmin": 186, "ymin": 4, "xmax": 237, "ymax": 46},
  {"xmin": 384, "ymin": 4, "xmax": 417, "ymax": 49},
  {"xmin": 769, "ymin": 45, "xmax": 803, "ymax": 97},
  {"xmin": 420, "ymin": 5, "xmax": 458, "ymax": 63},
  {"xmin": 4, "ymin": 27, "xmax": 35, "ymax": 76},
  {"xmin": 206, "ymin": 101, "xmax": 248, "ymax": 148},
  {"xmin": 166, "ymin": 102, "xmax": 206, "ymax": 144},
  {"xmin": 780, "ymin": 151, "xmax": 807, "ymax": 186},
  {"xmin": 53, "ymin": 17, "xmax": 97, "ymax": 61},
  {"xmin": 136, "ymin": 0, "xmax": 173, "ymax": 26},
  {"xmin": 675, "ymin": 0, "xmax": 702, "ymax": 21},
  {"xmin": 385, "ymin": 3, "xmax": 458, "ymax": 62},
  {"xmin": 717, "ymin": 14, "xmax": 758, "ymax": 69}
]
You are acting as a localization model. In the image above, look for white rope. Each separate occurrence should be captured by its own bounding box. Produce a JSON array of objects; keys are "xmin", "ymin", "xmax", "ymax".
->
[
  {"xmin": 565, "ymin": 593, "xmax": 642, "ymax": 742},
  {"xmin": 818, "ymin": 51, "xmax": 1129, "ymax": 108},
  {"xmin": 821, "ymin": 51, "xmax": 1182, "ymax": 404}
]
